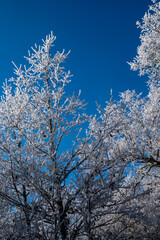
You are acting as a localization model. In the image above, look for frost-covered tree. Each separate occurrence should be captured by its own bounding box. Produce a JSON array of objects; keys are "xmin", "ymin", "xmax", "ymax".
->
[
  {"xmin": 128, "ymin": 0, "xmax": 160, "ymax": 169},
  {"xmin": 85, "ymin": 0, "xmax": 160, "ymax": 237},
  {"xmin": 0, "ymin": 33, "xmax": 91, "ymax": 239}
]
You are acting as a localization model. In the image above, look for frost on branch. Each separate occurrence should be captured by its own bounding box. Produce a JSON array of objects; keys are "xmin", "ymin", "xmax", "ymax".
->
[
  {"xmin": 128, "ymin": 0, "xmax": 160, "ymax": 82},
  {"xmin": 0, "ymin": 5, "xmax": 160, "ymax": 237}
]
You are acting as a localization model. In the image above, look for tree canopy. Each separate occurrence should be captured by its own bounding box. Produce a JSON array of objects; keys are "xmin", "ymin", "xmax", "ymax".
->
[{"xmin": 0, "ymin": 1, "xmax": 159, "ymax": 239}]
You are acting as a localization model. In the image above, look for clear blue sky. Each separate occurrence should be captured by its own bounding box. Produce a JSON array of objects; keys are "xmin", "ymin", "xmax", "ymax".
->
[{"xmin": 0, "ymin": 0, "xmax": 151, "ymax": 114}]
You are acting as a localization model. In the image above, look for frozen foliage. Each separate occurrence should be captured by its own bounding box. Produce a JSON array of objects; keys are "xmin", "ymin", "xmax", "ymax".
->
[
  {"xmin": 129, "ymin": 0, "xmax": 160, "ymax": 81},
  {"xmin": 0, "ymin": 1, "xmax": 160, "ymax": 239}
]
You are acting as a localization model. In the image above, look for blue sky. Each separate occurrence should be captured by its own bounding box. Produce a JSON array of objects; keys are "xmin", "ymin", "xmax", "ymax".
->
[{"xmin": 0, "ymin": 0, "xmax": 151, "ymax": 114}]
